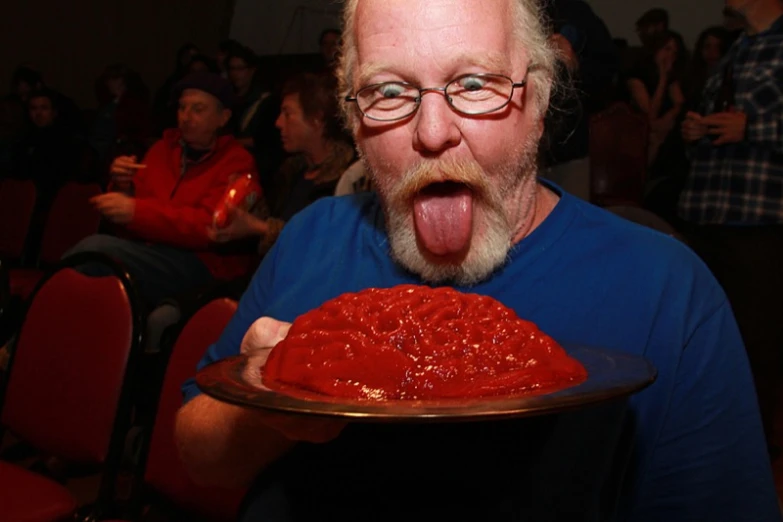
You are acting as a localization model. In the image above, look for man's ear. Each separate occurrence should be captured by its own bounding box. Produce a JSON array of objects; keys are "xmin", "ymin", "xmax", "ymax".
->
[{"xmin": 220, "ymin": 108, "xmax": 232, "ymax": 127}]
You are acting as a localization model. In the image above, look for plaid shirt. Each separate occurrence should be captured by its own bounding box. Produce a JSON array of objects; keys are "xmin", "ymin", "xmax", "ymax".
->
[{"xmin": 679, "ymin": 16, "xmax": 783, "ymax": 224}]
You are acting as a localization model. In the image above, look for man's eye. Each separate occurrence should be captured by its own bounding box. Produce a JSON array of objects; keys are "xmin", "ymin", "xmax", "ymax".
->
[
  {"xmin": 377, "ymin": 83, "xmax": 406, "ymax": 98},
  {"xmin": 458, "ymin": 76, "xmax": 487, "ymax": 91}
]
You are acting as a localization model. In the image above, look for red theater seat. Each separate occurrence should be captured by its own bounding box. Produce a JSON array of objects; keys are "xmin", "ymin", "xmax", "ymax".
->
[
  {"xmin": 9, "ymin": 183, "xmax": 102, "ymax": 300},
  {"xmin": 127, "ymin": 297, "xmax": 245, "ymax": 522},
  {"xmin": 0, "ymin": 254, "xmax": 143, "ymax": 522},
  {"xmin": 589, "ymin": 102, "xmax": 649, "ymax": 207}
]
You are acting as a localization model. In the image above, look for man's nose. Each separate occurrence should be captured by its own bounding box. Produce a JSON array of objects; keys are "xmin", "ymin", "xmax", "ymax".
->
[{"xmin": 412, "ymin": 90, "xmax": 461, "ymax": 154}]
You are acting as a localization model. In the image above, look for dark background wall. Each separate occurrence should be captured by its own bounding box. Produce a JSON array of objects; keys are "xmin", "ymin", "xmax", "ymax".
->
[
  {"xmin": 0, "ymin": 0, "xmax": 235, "ymax": 107},
  {"xmin": 229, "ymin": 0, "xmax": 723, "ymax": 57},
  {"xmin": 0, "ymin": 0, "xmax": 725, "ymax": 108}
]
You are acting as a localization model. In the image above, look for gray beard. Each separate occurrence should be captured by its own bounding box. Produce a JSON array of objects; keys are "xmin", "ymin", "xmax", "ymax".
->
[
  {"xmin": 364, "ymin": 150, "xmax": 538, "ymax": 287},
  {"xmin": 384, "ymin": 193, "xmax": 513, "ymax": 286}
]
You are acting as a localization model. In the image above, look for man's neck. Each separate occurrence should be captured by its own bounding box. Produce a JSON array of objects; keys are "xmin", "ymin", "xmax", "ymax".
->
[
  {"xmin": 743, "ymin": 1, "xmax": 783, "ymax": 34},
  {"xmin": 510, "ymin": 179, "xmax": 560, "ymax": 245},
  {"xmin": 237, "ymin": 84, "xmax": 251, "ymax": 97}
]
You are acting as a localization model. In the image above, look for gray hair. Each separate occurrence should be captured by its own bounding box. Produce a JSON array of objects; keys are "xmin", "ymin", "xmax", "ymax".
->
[{"xmin": 336, "ymin": 0, "xmax": 556, "ymax": 128}]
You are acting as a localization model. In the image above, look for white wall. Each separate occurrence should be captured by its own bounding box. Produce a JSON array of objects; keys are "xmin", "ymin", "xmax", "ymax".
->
[
  {"xmin": 230, "ymin": 0, "xmax": 341, "ymax": 56},
  {"xmin": 229, "ymin": 0, "xmax": 724, "ymax": 56}
]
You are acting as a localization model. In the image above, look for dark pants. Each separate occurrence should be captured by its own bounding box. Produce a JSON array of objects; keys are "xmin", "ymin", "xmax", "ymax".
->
[
  {"xmin": 64, "ymin": 234, "xmax": 214, "ymax": 310},
  {"xmin": 685, "ymin": 224, "xmax": 783, "ymax": 448}
]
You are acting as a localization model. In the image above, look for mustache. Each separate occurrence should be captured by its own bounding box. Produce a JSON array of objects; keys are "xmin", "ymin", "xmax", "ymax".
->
[{"xmin": 387, "ymin": 158, "xmax": 492, "ymax": 205}]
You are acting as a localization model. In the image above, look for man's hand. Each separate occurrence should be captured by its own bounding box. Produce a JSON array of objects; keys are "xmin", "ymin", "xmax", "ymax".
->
[
  {"xmin": 110, "ymin": 155, "xmax": 146, "ymax": 185},
  {"xmin": 240, "ymin": 316, "xmax": 292, "ymax": 356},
  {"xmin": 241, "ymin": 316, "xmax": 347, "ymax": 443},
  {"xmin": 681, "ymin": 111, "xmax": 708, "ymax": 143},
  {"xmin": 91, "ymin": 193, "xmax": 135, "ymax": 224},
  {"xmin": 207, "ymin": 206, "xmax": 268, "ymax": 243},
  {"xmin": 704, "ymin": 111, "xmax": 747, "ymax": 145},
  {"xmin": 550, "ymin": 34, "xmax": 579, "ymax": 72}
]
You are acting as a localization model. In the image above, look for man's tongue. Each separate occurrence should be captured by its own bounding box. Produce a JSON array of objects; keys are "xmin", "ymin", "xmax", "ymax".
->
[{"xmin": 413, "ymin": 182, "xmax": 473, "ymax": 256}]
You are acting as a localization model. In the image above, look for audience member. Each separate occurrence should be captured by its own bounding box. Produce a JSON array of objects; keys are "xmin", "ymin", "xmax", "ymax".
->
[
  {"xmin": 318, "ymin": 28, "xmax": 342, "ymax": 72},
  {"xmin": 679, "ymin": 0, "xmax": 783, "ymax": 456},
  {"xmin": 66, "ymin": 73, "xmax": 257, "ymax": 309},
  {"xmin": 176, "ymin": 1, "xmax": 778, "ymax": 520},
  {"xmin": 216, "ymin": 39, "xmax": 243, "ymax": 79},
  {"xmin": 9, "ymin": 90, "xmax": 87, "ymax": 195},
  {"xmin": 89, "ymin": 64, "xmax": 153, "ymax": 175},
  {"xmin": 153, "ymin": 43, "xmax": 200, "ymax": 135},
  {"xmin": 9, "ymin": 89, "xmax": 91, "ymax": 260},
  {"xmin": 541, "ymin": 0, "xmax": 618, "ymax": 200},
  {"xmin": 626, "ymin": 30, "xmax": 686, "ymax": 165},
  {"xmin": 9, "ymin": 66, "xmax": 43, "ymax": 104},
  {"xmin": 686, "ymin": 26, "xmax": 730, "ymax": 109},
  {"xmin": 635, "ymin": 8, "xmax": 669, "ymax": 50},
  {"xmin": 226, "ymin": 45, "xmax": 285, "ymax": 197},
  {"xmin": 187, "ymin": 54, "xmax": 220, "ymax": 75},
  {"xmin": 208, "ymin": 72, "xmax": 354, "ymax": 257},
  {"xmin": 7, "ymin": 66, "xmax": 83, "ymax": 136}
]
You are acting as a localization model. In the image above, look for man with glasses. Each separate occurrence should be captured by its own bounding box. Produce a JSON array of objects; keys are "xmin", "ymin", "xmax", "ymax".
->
[{"xmin": 177, "ymin": 1, "xmax": 779, "ymax": 520}]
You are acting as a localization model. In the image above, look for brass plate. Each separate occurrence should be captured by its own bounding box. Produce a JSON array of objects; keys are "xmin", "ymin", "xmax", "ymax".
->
[{"xmin": 196, "ymin": 346, "xmax": 656, "ymax": 423}]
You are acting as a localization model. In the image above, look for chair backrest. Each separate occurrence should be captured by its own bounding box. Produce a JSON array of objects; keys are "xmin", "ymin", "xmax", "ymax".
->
[
  {"xmin": 38, "ymin": 183, "xmax": 103, "ymax": 265},
  {"xmin": 144, "ymin": 297, "xmax": 244, "ymax": 522},
  {"xmin": 589, "ymin": 103, "xmax": 649, "ymax": 207},
  {"xmin": 0, "ymin": 179, "xmax": 37, "ymax": 260},
  {"xmin": 0, "ymin": 256, "xmax": 142, "ymax": 468}
]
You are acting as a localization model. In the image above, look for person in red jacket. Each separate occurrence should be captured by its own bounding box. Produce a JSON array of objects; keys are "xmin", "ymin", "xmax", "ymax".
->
[{"xmin": 66, "ymin": 73, "xmax": 258, "ymax": 308}]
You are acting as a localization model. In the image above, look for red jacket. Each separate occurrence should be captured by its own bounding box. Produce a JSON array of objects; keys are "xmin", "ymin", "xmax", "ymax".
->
[{"xmin": 122, "ymin": 129, "xmax": 258, "ymax": 281}]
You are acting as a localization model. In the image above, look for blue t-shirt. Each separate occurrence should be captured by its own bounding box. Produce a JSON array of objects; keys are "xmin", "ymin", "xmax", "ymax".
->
[{"xmin": 183, "ymin": 188, "xmax": 779, "ymax": 522}]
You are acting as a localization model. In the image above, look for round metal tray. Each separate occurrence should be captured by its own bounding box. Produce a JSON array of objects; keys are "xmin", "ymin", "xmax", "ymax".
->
[{"xmin": 196, "ymin": 346, "xmax": 656, "ymax": 423}]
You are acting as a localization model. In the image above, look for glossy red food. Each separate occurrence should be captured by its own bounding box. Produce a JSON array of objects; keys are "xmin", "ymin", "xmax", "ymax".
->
[
  {"xmin": 213, "ymin": 173, "xmax": 260, "ymax": 228},
  {"xmin": 262, "ymin": 285, "xmax": 587, "ymax": 401}
]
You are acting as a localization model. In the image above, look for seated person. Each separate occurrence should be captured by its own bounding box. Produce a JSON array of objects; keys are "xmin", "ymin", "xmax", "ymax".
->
[
  {"xmin": 208, "ymin": 72, "xmax": 355, "ymax": 256},
  {"xmin": 65, "ymin": 72, "xmax": 257, "ymax": 310},
  {"xmin": 176, "ymin": 1, "xmax": 779, "ymax": 521},
  {"xmin": 9, "ymin": 89, "xmax": 88, "ymax": 198},
  {"xmin": 7, "ymin": 66, "xmax": 84, "ymax": 137},
  {"xmin": 9, "ymin": 90, "xmax": 92, "ymax": 259},
  {"xmin": 89, "ymin": 64, "xmax": 153, "ymax": 173},
  {"xmin": 225, "ymin": 45, "xmax": 284, "ymax": 196}
]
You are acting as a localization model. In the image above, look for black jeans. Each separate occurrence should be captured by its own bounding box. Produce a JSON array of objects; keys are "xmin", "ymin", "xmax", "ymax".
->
[{"xmin": 64, "ymin": 234, "xmax": 214, "ymax": 310}]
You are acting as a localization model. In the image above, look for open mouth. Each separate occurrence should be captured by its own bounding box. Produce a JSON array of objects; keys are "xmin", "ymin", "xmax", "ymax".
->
[
  {"xmin": 413, "ymin": 181, "xmax": 474, "ymax": 257},
  {"xmin": 418, "ymin": 180, "xmax": 471, "ymax": 198}
]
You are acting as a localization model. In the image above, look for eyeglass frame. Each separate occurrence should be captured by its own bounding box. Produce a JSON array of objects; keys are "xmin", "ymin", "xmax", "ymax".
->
[{"xmin": 344, "ymin": 72, "xmax": 530, "ymax": 122}]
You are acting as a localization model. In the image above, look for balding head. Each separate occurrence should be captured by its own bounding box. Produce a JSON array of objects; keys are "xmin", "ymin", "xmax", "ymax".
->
[{"xmin": 337, "ymin": 0, "xmax": 556, "ymax": 131}]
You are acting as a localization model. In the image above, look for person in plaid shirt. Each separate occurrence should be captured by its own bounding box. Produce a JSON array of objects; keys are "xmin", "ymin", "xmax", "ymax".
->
[{"xmin": 679, "ymin": 0, "xmax": 783, "ymax": 455}]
